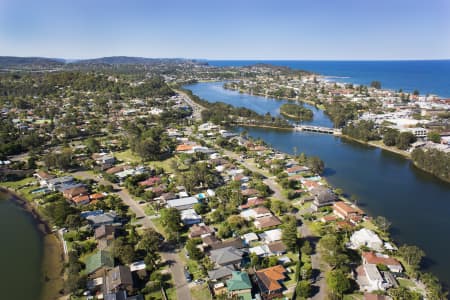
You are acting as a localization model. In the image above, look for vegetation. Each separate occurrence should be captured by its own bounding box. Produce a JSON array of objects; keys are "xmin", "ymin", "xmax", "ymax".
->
[
  {"xmin": 279, "ymin": 103, "xmax": 313, "ymax": 121},
  {"xmin": 411, "ymin": 148, "xmax": 450, "ymax": 182},
  {"xmin": 342, "ymin": 120, "xmax": 380, "ymax": 142}
]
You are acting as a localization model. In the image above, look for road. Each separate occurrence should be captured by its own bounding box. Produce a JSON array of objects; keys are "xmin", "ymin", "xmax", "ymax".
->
[
  {"xmin": 175, "ymin": 89, "xmax": 204, "ymax": 121},
  {"xmin": 72, "ymin": 171, "xmax": 191, "ymax": 300}
]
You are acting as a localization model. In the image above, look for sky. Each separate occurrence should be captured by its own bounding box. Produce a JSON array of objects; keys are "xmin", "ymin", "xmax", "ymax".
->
[{"xmin": 0, "ymin": 0, "xmax": 449, "ymax": 60}]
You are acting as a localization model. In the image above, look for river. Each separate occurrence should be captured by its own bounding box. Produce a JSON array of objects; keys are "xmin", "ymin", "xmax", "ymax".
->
[
  {"xmin": 0, "ymin": 195, "xmax": 43, "ymax": 300},
  {"xmin": 184, "ymin": 81, "xmax": 450, "ymax": 287}
]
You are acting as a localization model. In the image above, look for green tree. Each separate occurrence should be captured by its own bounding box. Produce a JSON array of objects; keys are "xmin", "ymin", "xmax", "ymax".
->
[
  {"xmin": 307, "ymin": 156, "xmax": 325, "ymax": 174},
  {"xmin": 296, "ymin": 280, "xmax": 312, "ymax": 300},
  {"xmin": 370, "ymin": 81, "xmax": 382, "ymax": 89},
  {"xmin": 282, "ymin": 216, "xmax": 299, "ymax": 252},
  {"xmin": 427, "ymin": 131, "xmax": 441, "ymax": 143},
  {"xmin": 383, "ymin": 128, "xmax": 399, "ymax": 146},
  {"xmin": 389, "ymin": 286, "xmax": 421, "ymax": 300},
  {"xmin": 398, "ymin": 244, "xmax": 425, "ymax": 270},
  {"xmin": 301, "ymin": 240, "xmax": 313, "ymax": 255},
  {"xmin": 326, "ymin": 269, "xmax": 351, "ymax": 299},
  {"xmin": 186, "ymin": 239, "xmax": 204, "ymax": 261},
  {"xmin": 159, "ymin": 208, "xmax": 182, "ymax": 238},
  {"xmin": 396, "ymin": 132, "xmax": 416, "ymax": 150},
  {"xmin": 373, "ymin": 216, "xmax": 391, "ymax": 234}
]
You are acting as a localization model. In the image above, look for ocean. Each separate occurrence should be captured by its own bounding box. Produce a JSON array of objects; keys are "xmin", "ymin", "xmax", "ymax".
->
[{"xmin": 206, "ymin": 60, "xmax": 450, "ymax": 98}]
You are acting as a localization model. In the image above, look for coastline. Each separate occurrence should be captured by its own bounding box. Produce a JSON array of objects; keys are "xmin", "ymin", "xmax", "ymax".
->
[{"xmin": 0, "ymin": 187, "xmax": 65, "ymax": 300}]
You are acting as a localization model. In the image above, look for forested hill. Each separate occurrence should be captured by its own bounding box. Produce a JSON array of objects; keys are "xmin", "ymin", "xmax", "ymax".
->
[{"xmin": 0, "ymin": 56, "xmax": 65, "ymax": 68}]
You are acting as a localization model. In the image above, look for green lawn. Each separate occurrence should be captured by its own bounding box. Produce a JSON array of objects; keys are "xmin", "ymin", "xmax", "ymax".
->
[
  {"xmin": 398, "ymin": 278, "xmax": 415, "ymax": 288},
  {"xmin": 115, "ymin": 149, "xmax": 141, "ymax": 163},
  {"xmin": 1, "ymin": 177, "xmax": 39, "ymax": 201},
  {"xmin": 191, "ymin": 283, "xmax": 212, "ymax": 300}
]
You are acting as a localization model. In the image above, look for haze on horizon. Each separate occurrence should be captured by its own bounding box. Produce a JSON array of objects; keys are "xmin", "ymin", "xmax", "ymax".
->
[{"xmin": 0, "ymin": 0, "xmax": 449, "ymax": 60}]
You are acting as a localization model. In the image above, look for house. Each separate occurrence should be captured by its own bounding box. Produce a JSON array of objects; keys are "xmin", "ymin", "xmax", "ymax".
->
[
  {"xmin": 210, "ymin": 238, "xmax": 245, "ymax": 251},
  {"xmin": 166, "ymin": 197, "xmax": 198, "ymax": 210},
  {"xmin": 242, "ymin": 232, "xmax": 259, "ymax": 245},
  {"xmin": 188, "ymin": 223, "xmax": 215, "ymax": 238},
  {"xmin": 138, "ymin": 177, "xmax": 161, "ymax": 187},
  {"xmin": 85, "ymin": 250, "xmax": 114, "ymax": 277},
  {"xmin": 240, "ymin": 207, "xmax": 272, "ymax": 221},
  {"xmin": 95, "ymin": 225, "xmax": 117, "ymax": 250},
  {"xmin": 226, "ymin": 271, "xmax": 252, "ymax": 300},
  {"xmin": 267, "ymin": 241, "xmax": 287, "ymax": 256},
  {"xmin": 90, "ymin": 193, "xmax": 106, "ymax": 201},
  {"xmin": 241, "ymin": 189, "xmax": 260, "ymax": 197},
  {"xmin": 159, "ymin": 192, "xmax": 177, "ymax": 202},
  {"xmin": 92, "ymin": 153, "xmax": 115, "ymax": 166},
  {"xmin": 362, "ymin": 252, "xmax": 403, "ymax": 273},
  {"xmin": 180, "ymin": 209, "xmax": 202, "ymax": 225},
  {"xmin": 208, "ymin": 265, "xmax": 235, "ymax": 281},
  {"xmin": 46, "ymin": 176, "xmax": 75, "ymax": 190},
  {"xmin": 350, "ymin": 229, "xmax": 383, "ymax": 251},
  {"xmin": 105, "ymin": 265, "xmax": 134, "ymax": 295},
  {"xmin": 333, "ymin": 201, "xmax": 364, "ymax": 220},
  {"xmin": 249, "ymin": 244, "xmax": 271, "ymax": 257},
  {"xmin": 34, "ymin": 171, "xmax": 54, "ymax": 186},
  {"xmin": 255, "ymin": 265, "xmax": 287, "ymax": 299},
  {"xmin": 86, "ymin": 211, "xmax": 119, "ymax": 228},
  {"xmin": 254, "ymin": 216, "xmax": 282, "ymax": 230},
  {"xmin": 210, "ymin": 246, "xmax": 244, "ymax": 267},
  {"xmin": 72, "ymin": 194, "xmax": 90, "ymax": 206},
  {"xmin": 364, "ymin": 293, "xmax": 390, "ymax": 300},
  {"xmin": 310, "ymin": 186, "xmax": 336, "ymax": 211},
  {"xmin": 239, "ymin": 197, "xmax": 265, "ymax": 209},
  {"xmin": 63, "ymin": 186, "xmax": 89, "ymax": 200},
  {"xmin": 176, "ymin": 144, "xmax": 195, "ymax": 152},
  {"xmin": 259, "ymin": 229, "xmax": 282, "ymax": 243},
  {"xmin": 356, "ymin": 264, "xmax": 390, "ymax": 292},
  {"xmin": 286, "ymin": 165, "xmax": 309, "ymax": 176}
]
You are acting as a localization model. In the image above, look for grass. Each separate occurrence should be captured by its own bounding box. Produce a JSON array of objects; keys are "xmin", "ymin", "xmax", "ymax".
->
[
  {"xmin": 152, "ymin": 217, "xmax": 169, "ymax": 238},
  {"xmin": 398, "ymin": 278, "xmax": 415, "ymax": 288},
  {"xmin": 343, "ymin": 294, "xmax": 364, "ymax": 300},
  {"xmin": 186, "ymin": 259, "xmax": 205, "ymax": 280},
  {"xmin": 115, "ymin": 149, "xmax": 141, "ymax": 163},
  {"xmin": 191, "ymin": 283, "xmax": 212, "ymax": 300},
  {"xmin": 148, "ymin": 157, "xmax": 177, "ymax": 173}
]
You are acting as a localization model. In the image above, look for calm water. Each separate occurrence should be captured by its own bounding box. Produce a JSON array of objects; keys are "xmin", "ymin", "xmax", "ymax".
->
[
  {"xmin": 185, "ymin": 81, "xmax": 450, "ymax": 286},
  {"xmin": 0, "ymin": 197, "xmax": 43, "ymax": 300},
  {"xmin": 207, "ymin": 60, "xmax": 450, "ymax": 97}
]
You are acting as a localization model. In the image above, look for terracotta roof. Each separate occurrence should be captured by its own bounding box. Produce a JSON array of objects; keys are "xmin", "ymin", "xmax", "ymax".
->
[
  {"xmin": 241, "ymin": 189, "xmax": 260, "ymax": 197},
  {"xmin": 240, "ymin": 198, "xmax": 265, "ymax": 209},
  {"xmin": 362, "ymin": 251, "xmax": 401, "ymax": 266},
  {"xmin": 72, "ymin": 195, "xmax": 90, "ymax": 204},
  {"xmin": 267, "ymin": 241, "xmax": 287, "ymax": 253},
  {"xmin": 138, "ymin": 177, "xmax": 161, "ymax": 187},
  {"xmin": 256, "ymin": 265, "xmax": 287, "ymax": 292},
  {"xmin": 90, "ymin": 193, "xmax": 105, "ymax": 200},
  {"xmin": 176, "ymin": 144, "xmax": 194, "ymax": 151}
]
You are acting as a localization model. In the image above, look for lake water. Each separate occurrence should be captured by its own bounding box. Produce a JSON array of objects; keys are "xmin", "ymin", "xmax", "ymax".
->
[
  {"xmin": 184, "ymin": 81, "xmax": 450, "ymax": 287},
  {"xmin": 0, "ymin": 196, "xmax": 43, "ymax": 300}
]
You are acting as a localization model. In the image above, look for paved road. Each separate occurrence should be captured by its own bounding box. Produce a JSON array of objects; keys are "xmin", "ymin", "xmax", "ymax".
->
[
  {"xmin": 72, "ymin": 171, "xmax": 192, "ymax": 300},
  {"xmin": 175, "ymin": 89, "xmax": 204, "ymax": 121}
]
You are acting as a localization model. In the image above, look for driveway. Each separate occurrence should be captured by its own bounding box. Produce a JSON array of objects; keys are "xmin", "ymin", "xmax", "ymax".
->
[{"xmin": 72, "ymin": 171, "xmax": 192, "ymax": 300}]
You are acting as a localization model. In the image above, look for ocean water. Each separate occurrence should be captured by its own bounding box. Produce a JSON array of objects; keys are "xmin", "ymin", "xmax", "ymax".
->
[{"xmin": 206, "ymin": 60, "xmax": 450, "ymax": 98}]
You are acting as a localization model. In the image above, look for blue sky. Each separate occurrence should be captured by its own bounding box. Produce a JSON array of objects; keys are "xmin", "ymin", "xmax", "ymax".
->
[{"xmin": 0, "ymin": 0, "xmax": 449, "ymax": 60}]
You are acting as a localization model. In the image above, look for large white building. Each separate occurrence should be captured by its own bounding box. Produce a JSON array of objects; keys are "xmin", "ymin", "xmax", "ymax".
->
[{"xmin": 349, "ymin": 228, "xmax": 383, "ymax": 251}]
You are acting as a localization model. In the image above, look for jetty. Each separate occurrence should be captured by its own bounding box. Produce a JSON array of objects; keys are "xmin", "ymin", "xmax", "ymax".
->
[{"xmin": 294, "ymin": 125, "xmax": 342, "ymax": 135}]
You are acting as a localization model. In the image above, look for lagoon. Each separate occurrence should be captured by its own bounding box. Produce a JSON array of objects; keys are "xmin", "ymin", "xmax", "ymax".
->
[{"xmin": 185, "ymin": 81, "xmax": 450, "ymax": 287}]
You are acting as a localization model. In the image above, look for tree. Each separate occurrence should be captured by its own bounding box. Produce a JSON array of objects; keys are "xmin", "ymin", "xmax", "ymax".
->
[
  {"xmin": 138, "ymin": 229, "xmax": 161, "ymax": 254},
  {"xmin": 373, "ymin": 216, "xmax": 391, "ymax": 234},
  {"xmin": 427, "ymin": 131, "xmax": 441, "ymax": 143},
  {"xmin": 296, "ymin": 280, "xmax": 312, "ymax": 300},
  {"xmin": 307, "ymin": 156, "xmax": 325, "ymax": 174},
  {"xmin": 186, "ymin": 239, "xmax": 204, "ymax": 261},
  {"xmin": 85, "ymin": 137, "xmax": 101, "ymax": 154},
  {"xmin": 383, "ymin": 128, "xmax": 399, "ymax": 146},
  {"xmin": 398, "ymin": 244, "xmax": 425, "ymax": 269},
  {"xmin": 301, "ymin": 240, "xmax": 313, "ymax": 255},
  {"xmin": 389, "ymin": 286, "xmax": 421, "ymax": 300},
  {"xmin": 413, "ymin": 89, "xmax": 420, "ymax": 96},
  {"xmin": 159, "ymin": 208, "xmax": 182, "ymax": 238},
  {"xmin": 370, "ymin": 81, "xmax": 382, "ymax": 89},
  {"xmin": 111, "ymin": 238, "xmax": 135, "ymax": 265},
  {"xmin": 318, "ymin": 234, "xmax": 349, "ymax": 268},
  {"xmin": 326, "ymin": 269, "xmax": 351, "ymax": 299},
  {"xmin": 396, "ymin": 132, "xmax": 416, "ymax": 150},
  {"xmin": 282, "ymin": 216, "xmax": 299, "ymax": 252},
  {"xmin": 301, "ymin": 262, "xmax": 312, "ymax": 281}
]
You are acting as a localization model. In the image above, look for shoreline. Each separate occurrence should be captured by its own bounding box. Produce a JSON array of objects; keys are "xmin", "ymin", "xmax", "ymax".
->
[{"xmin": 0, "ymin": 187, "xmax": 65, "ymax": 300}]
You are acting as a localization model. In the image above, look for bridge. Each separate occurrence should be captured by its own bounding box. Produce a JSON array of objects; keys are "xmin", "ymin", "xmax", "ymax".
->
[{"xmin": 294, "ymin": 125, "xmax": 342, "ymax": 135}]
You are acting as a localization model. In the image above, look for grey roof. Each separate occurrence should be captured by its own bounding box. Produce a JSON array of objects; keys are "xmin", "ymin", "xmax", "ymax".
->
[
  {"xmin": 208, "ymin": 265, "xmax": 235, "ymax": 280},
  {"xmin": 106, "ymin": 265, "xmax": 133, "ymax": 292},
  {"xmin": 87, "ymin": 211, "xmax": 118, "ymax": 226},
  {"xmin": 311, "ymin": 186, "xmax": 336, "ymax": 204},
  {"xmin": 210, "ymin": 246, "xmax": 243, "ymax": 266}
]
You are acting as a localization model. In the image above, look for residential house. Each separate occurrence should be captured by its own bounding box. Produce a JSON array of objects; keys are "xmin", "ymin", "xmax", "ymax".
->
[
  {"xmin": 34, "ymin": 171, "xmax": 54, "ymax": 186},
  {"xmin": 105, "ymin": 265, "xmax": 134, "ymax": 295},
  {"xmin": 166, "ymin": 197, "xmax": 198, "ymax": 211},
  {"xmin": 286, "ymin": 165, "xmax": 309, "ymax": 176},
  {"xmin": 255, "ymin": 265, "xmax": 288, "ymax": 299},
  {"xmin": 226, "ymin": 271, "xmax": 252, "ymax": 300},
  {"xmin": 180, "ymin": 209, "xmax": 202, "ymax": 225},
  {"xmin": 240, "ymin": 207, "xmax": 272, "ymax": 221},
  {"xmin": 267, "ymin": 241, "xmax": 287, "ymax": 256},
  {"xmin": 350, "ymin": 229, "xmax": 383, "ymax": 251},
  {"xmin": 85, "ymin": 250, "xmax": 114, "ymax": 277},
  {"xmin": 210, "ymin": 246, "xmax": 244, "ymax": 267},
  {"xmin": 239, "ymin": 197, "xmax": 265, "ymax": 210},
  {"xmin": 362, "ymin": 252, "xmax": 403, "ymax": 273},
  {"xmin": 72, "ymin": 194, "xmax": 90, "ymax": 206},
  {"xmin": 259, "ymin": 229, "xmax": 282, "ymax": 243},
  {"xmin": 310, "ymin": 186, "xmax": 336, "ymax": 211},
  {"xmin": 188, "ymin": 223, "xmax": 215, "ymax": 238},
  {"xmin": 95, "ymin": 225, "xmax": 117, "ymax": 250},
  {"xmin": 208, "ymin": 265, "xmax": 235, "ymax": 281},
  {"xmin": 254, "ymin": 216, "xmax": 282, "ymax": 230},
  {"xmin": 210, "ymin": 238, "xmax": 245, "ymax": 251},
  {"xmin": 63, "ymin": 186, "xmax": 89, "ymax": 200},
  {"xmin": 46, "ymin": 176, "xmax": 75, "ymax": 190},
  {"xmin": 356, "ymin": 264, "xmax": 390, "ymax": 292},
  {"xmin": 86, "ymin": 211, "xmax": 119, "ymax": 228},
  {"xmin": 333, "ymin": 201, "xmax": 364, "ymax": 220},
  {"xmin": 242, "ymin": 232, "xmax": 259, "ymax": 245}
]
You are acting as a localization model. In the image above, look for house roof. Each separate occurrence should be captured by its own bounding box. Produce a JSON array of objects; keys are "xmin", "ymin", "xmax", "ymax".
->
[
  {"xmin": 267, "ymin": 241, "xmax": 287, "ymax": 253},
  {"xmin": 333, "ymin": 201, "xmax": 364, "ymax": 215},
  {"xmin": 362, "ymin": 251, "xmax": 401, "ymax": 266},
  {"xmin": 176, "ymin": 144, "xmax": 194, "ymax": 151},
  {"xmin": 106, "ymin": 265, "xmax": 133, "ymax": 292},
  {"xmin": 256, "ymin": 265, "xmax": 287, "ymax": 292},
  {"xmin": 254, "ymin": 215, "xmax": 282, "ymax": 229},
  {"xmin": 209, "ymin": 237, "xmax": 244, "ymax": 250},
  {"xmin": 85, "ymin": 250, "xmax": 114, "ymax": 274},
  {"xmin": 210, "ymin": 246, "xmax": 243, "ymax": 265},
  {"xmin": 90, "ymin": 193, "xmax": 106, "ymax": 200},
  {"xmin": 94, "ymin": 225, "xmax": 117, "ymax": 240},
  {"xmin": 208, "ymin": 265, "xmax": 235, "ymax": 280},
  {"xmin": 63, "ymin": 186, "xmax": 88, "ymax": 198},
  {"xmin": 166, "ymin": 197, "xmax": 198, "ymax": 209},
  {"xmin": 72, "ymin": 194, "xmax": 90, "ymax": 204},
  {"xmin": 226, "ymin": 271, "xmax": 252, "ymax": 291},
  {"xmin": 189, "ymin": 224, "xmax": 215, "ymax": 238}
]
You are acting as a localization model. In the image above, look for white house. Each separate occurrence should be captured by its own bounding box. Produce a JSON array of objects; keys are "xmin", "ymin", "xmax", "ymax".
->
[
  {"xmin": 166, "ymin": 197, "xmax": 198, "ymax": 211},
  {"xmin": 259, "ymin": 229, "xmax": 282, "ymax": 243},
  {"xmin": 359, "ymin": 264, "xmax": 389, "ymax": 292},
  {"xmin": 240, "ymin": 207, "xmax": 272, "ymax": 221},
  {"xmin": 180, "ymin": 209, "xmax": 202, "ymax": 225},
  {"xmin": 242, "ymin": 232, "xmax": 259, "ymax": 245},
  {"xmin": 349, "ymin": 228, "xmax": 383, "ymax": 251}
]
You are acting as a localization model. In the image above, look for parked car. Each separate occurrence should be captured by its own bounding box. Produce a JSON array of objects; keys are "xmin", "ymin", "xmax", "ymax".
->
[{"xmin": 184, "ymin": 269, "xmax": 192, "ymax": 282}]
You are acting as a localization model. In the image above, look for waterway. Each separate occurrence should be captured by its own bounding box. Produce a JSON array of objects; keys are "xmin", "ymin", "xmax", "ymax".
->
[
  {"xmin": 184, "ymin": 81, "xmax": 450, "ymax": 287},
  {"xmin": 0, "ymin": 195, "xmax": 43, "ymax": 300}
]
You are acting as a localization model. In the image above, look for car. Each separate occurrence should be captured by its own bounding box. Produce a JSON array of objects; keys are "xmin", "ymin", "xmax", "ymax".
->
[
  {"xmin": 193, "ymin": 279, "xmax": 204, "ymax": 285},
  {"xmin": 137, "ymin": 200, "xmax": 146, "ymax": 204},
  {"xmin": 184, "ymin": 270, "xmax": 192, "ymax": 282}
]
